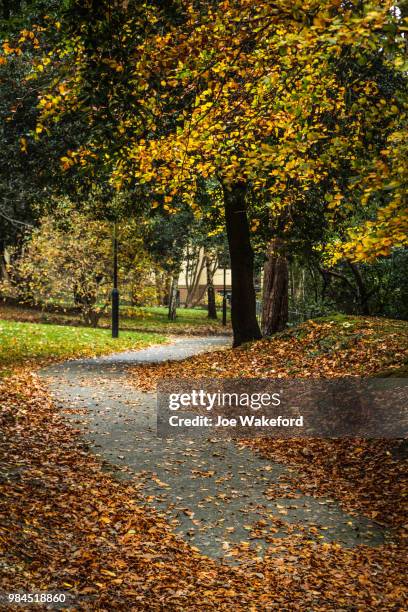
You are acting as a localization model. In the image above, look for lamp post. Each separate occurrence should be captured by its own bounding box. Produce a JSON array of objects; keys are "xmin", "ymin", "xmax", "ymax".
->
[
  {"xmin": 218, "ymin": 246, "xmax": 229, "ymax": 327},
  {"xmin": 112, "ymin": 221, "xmax": 119, "ymax": 338},
  {"xmin": 222, "ymin": 265, "xmax": 227, "ymax": 326}
]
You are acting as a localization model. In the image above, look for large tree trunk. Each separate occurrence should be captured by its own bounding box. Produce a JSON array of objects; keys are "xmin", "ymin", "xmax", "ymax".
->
[
  {"xmin": 168, "ymin": 274, "xmax": 179, "ymax": 320},
  {"xmin": 206, "ymin": 256, "xmax": 217, "ymax": 319},
  {"xmin": 222, "ymin": 181, "xmax": 262, "ymax": 347},
  {"xmin": 261, "ymin": 238, "xmax": 288, "ymax": 335},
  {"xmin": 163, "ymin": 272, "xmax": 172, "ymax": 306}
]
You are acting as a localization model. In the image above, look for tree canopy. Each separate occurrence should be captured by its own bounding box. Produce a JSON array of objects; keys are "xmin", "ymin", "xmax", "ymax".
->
[
  {"xmin": 1, "ymin": 0, "xmax": 407, "ymax": 343},
  {"xmin": 21, "ymin": 0, "xmax": 407, "ymax": 263}
]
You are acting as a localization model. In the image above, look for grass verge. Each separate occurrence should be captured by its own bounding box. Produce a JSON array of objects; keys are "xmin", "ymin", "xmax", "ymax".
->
[
  {"xmin": 0, "ymin": 318, "xmax": 166, "ymax": 372},
  {"xmin": 0, "ymin": 303, "xmax": 231, "ymax": 336}
]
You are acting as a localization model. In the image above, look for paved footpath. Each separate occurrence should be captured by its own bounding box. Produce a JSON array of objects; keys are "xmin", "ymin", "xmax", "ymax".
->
[{"xmin": 40, "ymin": 337, "xmax": 388, "ymax": 562}]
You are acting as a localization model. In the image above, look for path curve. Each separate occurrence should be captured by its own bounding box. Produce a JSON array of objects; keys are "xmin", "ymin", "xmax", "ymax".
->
[{"xmin": 40, "ymin": 336, "xmax": 388, "ymax": 561}]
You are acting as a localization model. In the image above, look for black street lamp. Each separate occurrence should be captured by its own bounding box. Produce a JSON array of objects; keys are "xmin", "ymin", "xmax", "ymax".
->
[
  {"xmin": 222, "ymin": 266, "xmax": 227, "ymax": 326},
  {"xmin": 218, "ymin": 246, "xmax": 229, "ymax": 327},
  {"xmin": 112, "ymin": 221, "xmax": 119, "ymax": 338}
]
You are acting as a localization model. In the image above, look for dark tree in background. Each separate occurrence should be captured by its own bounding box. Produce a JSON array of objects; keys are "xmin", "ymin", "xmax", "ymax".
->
[
  {"xmin": 261, "ymin": 238, "xmax": 288, "ymax": 336},
  {"xmin": 223, "ymin": 182, "xmax": 262, "ymax": 347}
]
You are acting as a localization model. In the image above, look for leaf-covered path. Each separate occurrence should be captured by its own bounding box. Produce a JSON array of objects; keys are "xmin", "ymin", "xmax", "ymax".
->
[{"xmin": 40, "ymin": 337, "xmax": 388, "ymax": 562}]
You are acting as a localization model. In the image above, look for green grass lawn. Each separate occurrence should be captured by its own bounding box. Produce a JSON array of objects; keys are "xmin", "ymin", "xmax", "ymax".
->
[
  {"xmin": 0, "ymin": 318, "xmax": 166, "ymax": 370},
  {"xmin": 100, "ymin": 305, "xmax": 230, "ymax": 332},
  {"xmin": 0, "ymin": 304, "xmax": 231, "ymax": 335},
  {"xmin": 121, "ymin": 305, "xmax": 222, "ymax": 321}
]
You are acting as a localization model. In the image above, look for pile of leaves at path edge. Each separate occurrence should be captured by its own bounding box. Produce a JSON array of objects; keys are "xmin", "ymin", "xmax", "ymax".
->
[
  {"xmin": 130, "ymin": 317, "xmax": 408, "ymax": 530},
  {"xmin": 0, "ymin": 367, "xmax": 406, "ymax": 610}
]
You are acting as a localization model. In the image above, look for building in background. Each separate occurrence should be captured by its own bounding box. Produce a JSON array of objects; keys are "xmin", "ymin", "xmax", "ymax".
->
[{"xmin": 178, "ymin": 251, "xmax": 231, "ymax": 306}]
